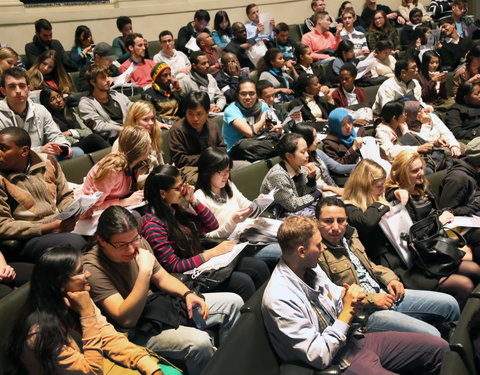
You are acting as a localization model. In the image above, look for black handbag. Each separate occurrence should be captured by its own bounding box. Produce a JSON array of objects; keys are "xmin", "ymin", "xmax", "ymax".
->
[
  {"xmin": 229, "ymin": 131, "xmax": 281, "ymax": 162},
  {"xmin": 403, "ymin": 215, "xmax": 466, "ymax": 278}
]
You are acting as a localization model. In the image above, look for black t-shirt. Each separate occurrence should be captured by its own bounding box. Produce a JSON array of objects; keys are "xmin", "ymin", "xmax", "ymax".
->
[{"xmin": 100, "ymin": 96, "xmax": 123, "ymax": 123}]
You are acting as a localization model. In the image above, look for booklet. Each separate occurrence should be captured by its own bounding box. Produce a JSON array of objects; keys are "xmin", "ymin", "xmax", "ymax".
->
[
  {"xmin": 54, "ymin": 192, "xmax": 103, "ymax": 221},
  {"xmin": 248, "ymin": 189, "xmax": 277, "ymax": 218},
  {"xmin": 184, "ymin": 243, "xmax": 248, "ymax": 275}
]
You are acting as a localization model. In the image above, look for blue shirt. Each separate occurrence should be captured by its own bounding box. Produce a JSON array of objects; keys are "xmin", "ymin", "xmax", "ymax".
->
[
  {"xmin": 222, "ymin": 101, "xmax": 268, "ymax": 152},
  {"xmin": 245, "ymin": 21, "xmax": 274, "ymax": 42}
]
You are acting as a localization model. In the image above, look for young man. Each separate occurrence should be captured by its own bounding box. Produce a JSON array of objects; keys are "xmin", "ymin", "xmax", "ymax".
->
[
  {"xmin": 119, "ymin": 33, "xmax": 156, "ymax": 88},
  {"xmin": 245, "ymin": 3, "xmax": 275, "ymax": 42},
  {"xmin": 372, "ymin": 59, "xmax": 425, "ymax": 115},
  {"xmin": 445, "ymin": 0, "xmax": 477, "ymax": 38},
  {"xmin": 79, "ymin": 64, "xmax": 132, "ymax": 138},
  {"xmin": 153, "ymin": 30, "xmax": 191, "ymax": 79},
  {"xmin": 0, "ymin": 127, "xmax": 86, "ymax": 262},
  {"xmin": 301, "ymin": 11, "xmax": 342, "ymax": 62},
  {"xmin": 316, "ymin": 196, "xmax": 459, "ymax": 336},
  {"xmin": 331, "ymin": 63, "xmax": 368, "ymax": 108},
  {"xmin": 78, "ymin": 42, "xmax": 120, "ymax": 92},
  {"xmin": 0, "ymin": 67, "xmax": 79, "ymax": 159},
  {"xmin": 142, "ymin": 62, "xmax": 183, "ymax": 126},
  {"xmin": 224, "ymin": 22, "xmax": 256, "ymax": 71},
  {"xmin": 262, "ymin": 215, "xmax": 449, "ymax": 373},
  {"xmin": 24, "ymin": 18, "xmax": 76, "ymax": 72},
  {"xmin": 176, "ymin": 9, "xmax": 211, "ymax": 55},
  {"xmin": 215, "ymin": 53, "xmax": 246, "ymax": 104},
  {"xmin": 83, "ymin": 206, "xmax": 242, "ymax": 375},
  {"xmin": 266, "ymin": 23, "xmax": 296, "ymax": 66},
  {"xmin": 112, "ymin": 16, "xmax": 133, "ymax": 64},
  {"xmin": 180, "ymin": 51, "xmax": 226, "ymax": 113},
  {"xmin": 196, "ymin": 32, "xmax": 222, "ymax": 76},
  {"xmin": 438, "ymin": 17, "xmax": 474, "ymax": 71}
]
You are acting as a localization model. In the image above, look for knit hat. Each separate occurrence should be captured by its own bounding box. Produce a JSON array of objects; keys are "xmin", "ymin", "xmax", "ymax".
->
[
  {"xmin": 465, "ymin": 138, "xmax": 480, "ymax": 167},
  {"xmin": 151, "ymin": 61, "xmax": 170, "ymax": 83}
]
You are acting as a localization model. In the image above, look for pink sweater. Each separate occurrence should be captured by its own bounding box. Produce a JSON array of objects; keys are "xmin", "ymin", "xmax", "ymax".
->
[{"xmin": 301, "ymin": 28, "xmax": 341, "ymax": 61}]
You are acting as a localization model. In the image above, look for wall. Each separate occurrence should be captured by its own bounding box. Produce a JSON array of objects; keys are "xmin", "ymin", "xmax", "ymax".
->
[{"xmin": 0, "ymin": 0, "xmax": 407, "ymax": 53}]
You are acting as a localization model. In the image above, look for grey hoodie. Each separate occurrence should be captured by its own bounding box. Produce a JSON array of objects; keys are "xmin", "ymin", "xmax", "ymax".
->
[{"xmin": 0, "ymin": 98, "xmax": 69, "ymax": 153}]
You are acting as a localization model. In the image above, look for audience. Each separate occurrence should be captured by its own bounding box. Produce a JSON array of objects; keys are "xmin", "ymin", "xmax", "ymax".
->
[
  {"xmin": 258, "ymin": 48, "xmax": 294, "ymax": 103},
  {"xmin": 215, "ymin": 52, "xmax": 244, "ymax": 104},
  {"xmin": 417, "ymin": 50, "xmax": 448, "ymax": 105},
  {"xmin": 119, "ymin": 33, "xmax": 155, "ymax": 88},
  {"xmin": 168, "ymin": 91, "xmax": 227, "ymax": 183},
  {"xmin": 82, "ymin": 126, "xmax": 150, "ymax": 211},
  {"xmin": 24, "ymin": 18, "xmax": 76, "ymax": 72},
  {"xmin": 70, "ymin": 25, "xmax": 94, "ymax": 71},
  {"xmin": 245, "ymin": 3, "xmax": 275, "ymax": 42},
  {"xmin": 266, "ymin": 23, "xmax": 296, "ymax": 63},
  {"xmin": 79, "ymin": 64, "xmax": 132, "ymax": 139},
  {"xmin": 224, "ymin": 22, "xmax": 256, "ymax": 71},
  {"xmin": 301, "ymin": 11, "xmax": 342, "ymax": 62},
  {"xmin": 0, "ymin": 127, "xmax": 85, "ymax": 262},
  {"xmin": 212, "ymin": 11, "xmax": 234, "ymax": 49},
  {"xmin": 339, "ymin": 8, "xmax": 370, "ymax": 58},
  {"xmin": 176, "ymin": 9, "xmax": 211, "ymax": 55},
  {"xmin": 453, "ymin": 43, "xmax": 480, "ymax": 96},
  {"xmin": 367, "ymin": 10, "xmax": 401, "ymax": 52},
  {"xmin": 180, "ymin": 51, "xmax": 226, "ymax": 113},
  {"xmin": 84, "ymin": 205, "xmax": 242, "ymax": 375},
  {"xmin": 331, "ymin": 63, "xmax": 368, "ymax": 108},
  {"xmin": 446, "ymin": 81, "xmax": 480, "ymax": 141},
  {"xmin": 448, "ymin": 0, "xmax": 477, "ymax": 38},
  {"xmin": 361, "ymin": 0, "xmax": 406, "ymax": 28},
  {"xmin": 293, "ymin": 43, "xmax": 330, "ymax": 89},
  {"xmin": 112, "ymin": 16, "xmax": 133, "ymax": 63},
  {"xmin": 153, "ymin": 30, "xmax": 191, "ymax": 80},
  {"xmin": 262, "ymin": 215, "xmax": 448, "ymax": 373},
  {"xmin": 398, "ymin": 0, "xmax": 431, "ymax": 23},
  {"xmin": 142, "ymin": 164, "xmax": 269, "ymax": 301},
  {"xmin": 27, "ymin": 49, "xmax": 74, "ymax": 93},
  {"xmin": 0, "ymin": 47, "xmax": 19, "ymax": 76},
  {"xmin": 331, "ymin": 40, "xmax": 358, "ymax": 81},
  {"xmin": 196, "ymin": 32, "xmax": 222, "ymax": 76},
  {"xmin": 370, "ymin": 39, "xmax": 396, "ymax": 79},
  {"xmin": 437, "ymin": 17, "xmax": 474, "ymax": 71}
]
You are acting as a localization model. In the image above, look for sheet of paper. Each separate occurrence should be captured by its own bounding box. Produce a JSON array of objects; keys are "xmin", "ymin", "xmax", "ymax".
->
[
  {"xmin": 379, "ymin": 203, "xmax": 414, "ymax": 268},
  {"xmin": 54, "ymin": 192, "xmax": 103, "ymax": 221},
  {"xmin": 281, "ymin": 105, "xmax": 303, "ymax": 126},
  {"xmin": 259, "ymin": 13, "xmax": 273, "ymax": 35},
  {"xmin": 185, "ymin": 36, "xmax": 200, "ymax": 52},
  {"xmin": 249, "ymin": 189, "xmax": 277, "ymax": 218},
  {"xmin": 184, "ymin": 243, "xmax": 248, "ymax": 274},
  {"xmin": 73, "ymin": 211, "xmax": 102, "ymax": 236},
  {"xmin": 359, "ymin": 136, "xmax": 391, "ymax": 174},
  {"xmin": 112, "ymin": 62, "xmax": 136, "ymax": 88},
  {"xmin": 228, "ymin": 217, "xmax": 283, "ymax": 243},
  {"xmin": 355, "ymin": 52, "xmax": 376, "ymax": 79},
  {"xmin": 445, "ymin": 216, "xmax": 480, "ymax": 229}
]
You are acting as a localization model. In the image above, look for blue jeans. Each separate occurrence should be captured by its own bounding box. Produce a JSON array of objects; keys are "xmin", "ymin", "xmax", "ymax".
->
[
  {"xmin": 252, "ymin": 243, "xmax": 282, "ymax": 269},
  {"xmin": 132, "ymin": 292, "xmax": 243, "ymax": 375},
  {"xmin": 366, "ymin": 288, "xmax": 460, "ymax": 336},
  {"xmin": 53, "ymin": 146, "xmax": 84, "ymax": 161}
]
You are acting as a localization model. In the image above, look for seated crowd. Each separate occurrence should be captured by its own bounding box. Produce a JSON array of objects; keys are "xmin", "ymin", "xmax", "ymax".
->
[{"xmin": 1, "ymin": 0, "xmax": 480, "ymax": 373}]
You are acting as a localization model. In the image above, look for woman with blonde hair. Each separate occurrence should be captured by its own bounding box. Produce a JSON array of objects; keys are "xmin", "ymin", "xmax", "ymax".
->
[
  {"xmin": 113, "ymin": 100, "xmax": 164, "ymax": 166},
  {"xmin": 82, "ymin": 126, "xmax": 151, "ymax": 211},
  {"xmin": 344, "ymin": 156, "xmax": 479, "ymax": 307},
  {"xmin": 27, "ymin": 49, "xmax": 74, "ymax": 93},
  {"xmin": 0, "ymin": 47, "xmax": 18, "ymax": 75}
]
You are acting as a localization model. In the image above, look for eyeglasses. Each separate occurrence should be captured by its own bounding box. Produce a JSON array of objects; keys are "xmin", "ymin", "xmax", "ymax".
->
[
  {"xmin": 49, "ymin": 94, "xmax": 63, "ymax": 103},
  {"xmin": 108, "ymin": 234, "xmax": 141, "ymax": 249}
]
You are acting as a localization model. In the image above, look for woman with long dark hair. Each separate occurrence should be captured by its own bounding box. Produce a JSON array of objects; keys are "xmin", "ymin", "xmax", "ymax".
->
[
  {"xmin": 446, "ymin": 81, "xmax": 480, "ymax": 141},
  {"xmin": 40, "ymin": 87, "xmax": 110, "ymax": 154},
  {"xmin": 212, "ymin": 11, "xmax": 234, "ymax": 48},
  {"xmin": 141, "ymin": 164, "xmax": 269, "ymax": 301},
  {"xmin": 366, "ymin": 10, "xmax": 401, "ymax": 52},
  {"xmin": 418, "ymin": 50, "xmax": 448, "ymax": 105},
  {"xmin": 70, "ymin": 25, "xmax": 94, "ymax": 71},
  {"xmin": 7, "ymin": 245, "xmax": 162, "ymax": 375}
]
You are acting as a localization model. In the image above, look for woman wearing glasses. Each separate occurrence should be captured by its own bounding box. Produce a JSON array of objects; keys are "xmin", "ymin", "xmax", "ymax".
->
[
  {"xmin": 8, "ymin": 245, "xmax": 164, "ymax": 375},
  {"xmin": 141, "ymin": 164, "xmax": 269, "ymax": 301}
]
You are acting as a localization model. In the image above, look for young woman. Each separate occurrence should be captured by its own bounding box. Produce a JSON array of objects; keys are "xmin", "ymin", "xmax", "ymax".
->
[
  {"xmin": 339, "ymin": 8, "xmax": 369, "ymax": 57},
  {"xmin": 40, "ymin": 87, "xmax": 110, "ymax": 154},
  {"xmin": 260, "ymin": 133, "xmax": 324, "ymax": 218},
  {"xmin": 453, "ymin": 44, "xmax": 480, "ymax": 97},
  {"xmin": 258, "ymin": 48, "xmax": 294, "ymax": 103},
  {"xmin": 112, "ymin": 100, "xmax": 164, "ymax": 167},
  {"xmin": 212, "ymin": 11, "xmax": 234, "ymax": 48},
  {"xmin": 331, "ymin": 63, "xmax": 369, "ymax": 111},
  {"xmin": 293, "ymin": 43, "xmax": 330, "ymax": 90},
  {"xmin": 142, "ymin": 164, "xmax": 269, "ymax": 301},
  {"xmin": 324, "ymin": 108, "xmax": 364, "ymax": 164},
  {"xmin": 288, "ymin": 73, "xmax": 335, "ymax": 124},
  {"xmin": 194, "ymin": 147, "xmax": 282, "ymax": 267},
  {"xmin": 367, "ymin": 10, "xmax": 401, "ymax": 52},
  {"xmin": 446, "ymin": 82, "xmax": 480, "ymax": 142},
  {"xmin": 418, "ymin": 50, "xmax": 448, "ymax": 105},
  {"xmin": 375, "ymin": 101, "xmax": 432, "ymax": 163},
  {"xmin": 27, "ymin": 49, "xmax": 74, "ymax": 93},
  {"xmin": 332, "ymin": 40, "xmax": 357, "ymax": 80},
  {"xmin": 82, "ymin": 126, "xmax": 150, "ymax": 211},
  {"xmin": 404, "ymin": 100, "xmax": 461, "ymax": 157},
  {"xmin": 70, "ymin": 25, "xmax": 94, "ymax": 71},
  {"xmin": 7, "ymin": 245, "xmax": 163, "ymax": 375},
  {"xmin": 344, "ymin": 157, "xmax": 478, "ymax": 308},
  {"xmin": 370, "ymin": 39, "xmax": 396, "ymax": 78},
  {"xmin": 291, "ymin": 122, "xmax": 354, "ymax": 194},
  {"xmin": 405, "ymin": 26, "xmax": 433, "ymax": 65},
  {"xmin": 0, "ymin": 47, "xmax": 18, "ymax": 75}
]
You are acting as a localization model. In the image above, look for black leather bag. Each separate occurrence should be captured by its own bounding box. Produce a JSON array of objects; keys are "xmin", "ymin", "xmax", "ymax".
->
[
  {"xmin": 404, "ymin": 215, "xmax": 466, "ymax": 278},
  {"xmin": 229, "ymin": 132, "xmax": 281, "ymax": 162}
]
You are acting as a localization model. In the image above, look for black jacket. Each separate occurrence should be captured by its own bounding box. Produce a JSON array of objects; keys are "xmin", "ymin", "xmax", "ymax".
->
[
  {"xmin": 437, "ymin": 37, "xmax": 474, "ymax": 71},
  {"xmin": 439, "ymin": 158, "xmax": 480, "ymax": 216},
  {"xmin": 287, "ymin": 95, "xmax": 335, "ymax": 123},
  {"xmin": 445, "ymin": 103, "xmax": 480, "ymax": 141},
  {"xmin": 215, "ymin": 70, "xmax": 240, "ymax": 104},
  {"xmin": 293, "ymin": 63, "xmax": 330, "ymax": 86},
  {"xmin": 24, "ymin": 35, "xmax": 77, "ymax": 72},
  {"xmin": 224, "ymin": 40, "xmax": 255, "ymax": 71},
  {"xmin": 176, "ymin": 23, "xmax": 211, "ymax": 55}
]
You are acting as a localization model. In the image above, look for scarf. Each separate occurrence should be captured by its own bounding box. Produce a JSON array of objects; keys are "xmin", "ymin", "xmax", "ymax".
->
[
  {"xmin": 234, "ymin": 98, "xmax": 264, "ymax": 124},
  {"xmin": 328, "ymin": 108, "xmax": 356, "ymax": 147},
  {"xmin": 403, "ymin": 100, "xmax": 423, "ymax": 132},
  {"xmin": 191, "ymin": 69, "xmax": 210, "ymax": 90},
  {"xmin": 268, "ymin": 68, "xmax": 288, "ymax": 88}
]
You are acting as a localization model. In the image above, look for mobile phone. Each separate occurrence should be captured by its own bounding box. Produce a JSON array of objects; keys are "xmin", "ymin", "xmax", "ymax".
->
[
  {"xmin": 192, "ymin": 305, "xmax": 207, "ymax": 330},
  {"xmin": 59, "ymin": 145, "xmax": 69, "ymax": 157}
]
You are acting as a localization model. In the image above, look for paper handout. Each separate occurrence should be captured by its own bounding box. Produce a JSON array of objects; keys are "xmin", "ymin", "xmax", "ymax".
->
[
  {"xmin": 249, "ymin": 189, "xmax": 277, "ymax": 218},
  {"xmin": 184, "ymin": 243, "xmax": 248, "ymax": 275},
  {"xmin": 54, "ymin": 192, "xmax": 103, "ymax": 221},
  {"xmin": 281, "ymin": 105, "xmax": 303, "ymax": 126}
]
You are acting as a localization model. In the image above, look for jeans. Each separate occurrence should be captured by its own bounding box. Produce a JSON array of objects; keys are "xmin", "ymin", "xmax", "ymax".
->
[
  {"xmin": 315, "ymin": 149, "xmax": 356, "ymax": 175},
  {"xmin": 252, "ymin": 243, "xmax": 282, "ymax": 270},
  {"xmin": 132, "ymin": 292, "xmax": 243, "ymax": 375},
  {"xmin": 53, "ymin": 146, "xmax": 84, "ymax": 161},
  {"xmin": 366, "ymin": 288, "xmax": 460, "ymax": 336},
  {"xmin": 20, "ymin": 232, "xmax": 87, "ymax": 262}
]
